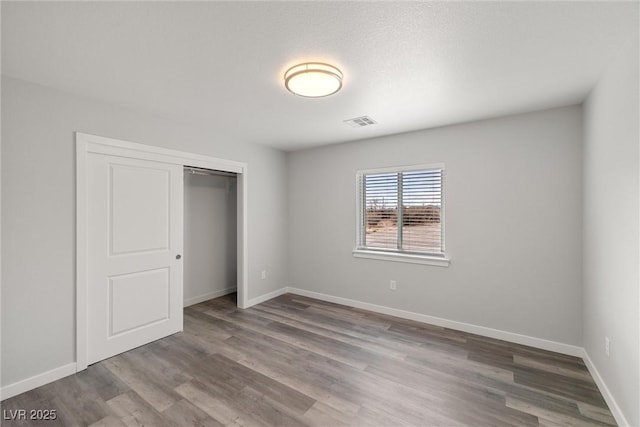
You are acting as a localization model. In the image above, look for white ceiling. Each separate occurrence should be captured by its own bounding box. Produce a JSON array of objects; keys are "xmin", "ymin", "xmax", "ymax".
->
[{"xmin": 2, "ymin": 1, "xmax": 637, "ymax": 151}]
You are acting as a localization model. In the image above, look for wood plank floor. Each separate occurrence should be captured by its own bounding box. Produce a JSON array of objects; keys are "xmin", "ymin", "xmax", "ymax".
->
[{"xmin": 1, "ymin": 293, "xmax": 616, "ymax": 427}]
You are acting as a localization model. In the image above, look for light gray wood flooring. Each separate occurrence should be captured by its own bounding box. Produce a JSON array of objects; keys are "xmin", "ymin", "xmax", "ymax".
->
[{"xmin": 0, "ymin": 293, "xmax": 616, "ymax": 426}]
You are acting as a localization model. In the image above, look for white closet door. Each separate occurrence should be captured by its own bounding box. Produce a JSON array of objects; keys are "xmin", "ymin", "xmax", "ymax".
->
[{"xmin": 87, "ymin": 153, "xmax": 183, "ymax": 364}]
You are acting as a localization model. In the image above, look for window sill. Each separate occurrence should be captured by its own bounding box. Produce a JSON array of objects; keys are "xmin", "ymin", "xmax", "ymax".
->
[{"xmin": 352, "ymin": 249, "xmax": 451, "ymax": 267}]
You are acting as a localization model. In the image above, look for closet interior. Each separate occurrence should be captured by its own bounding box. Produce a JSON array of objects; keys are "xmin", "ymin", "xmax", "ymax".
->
[{"xmin": 183, "ymin": 166, "xmax": 238, "ymax": 306}]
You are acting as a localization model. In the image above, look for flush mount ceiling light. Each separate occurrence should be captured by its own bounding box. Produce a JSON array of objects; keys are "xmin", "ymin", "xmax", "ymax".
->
[{"xmin": 284, "ymin": 62, "xmax": 343, "ymax": 98}]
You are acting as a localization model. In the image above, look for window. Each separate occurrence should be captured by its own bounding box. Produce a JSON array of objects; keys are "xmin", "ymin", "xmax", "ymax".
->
[{"xmin": 354, "ymin": 164, "xmax": 449, "ymax": 266}]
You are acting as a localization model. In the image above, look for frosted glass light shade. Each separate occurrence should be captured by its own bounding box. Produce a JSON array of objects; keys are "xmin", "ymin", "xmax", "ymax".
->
[{"xmin": 284, "ymin": 62, "xmax": 343, "ymax": 98}]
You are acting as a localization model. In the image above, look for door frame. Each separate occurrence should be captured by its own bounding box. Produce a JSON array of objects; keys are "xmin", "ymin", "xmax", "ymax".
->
[{"xmin": 75, "ymin": 132, "xmax": 249, "ymax": 371}]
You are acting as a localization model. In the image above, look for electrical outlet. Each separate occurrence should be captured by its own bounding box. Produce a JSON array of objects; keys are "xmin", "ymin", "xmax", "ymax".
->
[
  {"xmin": 389, "ymin": 280, "xmax": 397, "ymax": 291},
  {"xmin": 261, "ymin": 270, "xmax": 267, "ymax": 280},
  {"xmin": 605, "ymin": 337, "xmax": 610, "ymax": 357}
]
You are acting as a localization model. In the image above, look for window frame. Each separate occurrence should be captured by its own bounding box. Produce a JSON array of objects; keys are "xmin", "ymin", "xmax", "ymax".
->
[{"xmin": 353, "ymin": 163, "xmax": 450, "ymax": 267}]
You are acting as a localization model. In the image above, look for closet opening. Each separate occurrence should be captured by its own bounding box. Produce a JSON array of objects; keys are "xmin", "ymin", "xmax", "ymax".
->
[{"xmin": 183, "ymin": 166, "xmax": 238, "ymax": 307}]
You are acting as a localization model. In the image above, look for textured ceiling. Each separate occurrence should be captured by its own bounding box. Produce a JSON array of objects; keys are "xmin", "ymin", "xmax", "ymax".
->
[{"xmin": 2, "ymin": 1, "xmax": 638, "ymax": 151}]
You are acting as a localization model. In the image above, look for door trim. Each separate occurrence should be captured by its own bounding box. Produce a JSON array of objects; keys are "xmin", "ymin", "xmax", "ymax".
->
[{"xmin": 75, "ymin": 132, "xmax": 249, "ymax": 371}]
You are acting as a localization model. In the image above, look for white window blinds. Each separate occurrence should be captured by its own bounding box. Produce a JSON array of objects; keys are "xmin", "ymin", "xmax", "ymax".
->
[{"xmin": 357, "ymin": 166, "xmax": 444, "ymax": 256}]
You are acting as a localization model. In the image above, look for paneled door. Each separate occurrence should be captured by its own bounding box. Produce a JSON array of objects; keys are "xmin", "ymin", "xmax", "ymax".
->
[{"xmin": 86, "ymin": 153, "xmax": 183, "ymax": 364}]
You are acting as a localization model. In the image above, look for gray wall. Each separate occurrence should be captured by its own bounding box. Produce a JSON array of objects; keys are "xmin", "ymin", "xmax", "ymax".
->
[
  {"xmin": 1, "ymin": 76, "xmax": 288, "ymax": 387},
  {"xmin": 288, "ymin": 106, "xmax": 583, "ymax": 346},
  {"xmin": 583, "ymin": 38, "xmax": 639, "ymax": 426},
  {"xmin": 184, "ymin": 173, "xmax": 237, "ymax": 306}
]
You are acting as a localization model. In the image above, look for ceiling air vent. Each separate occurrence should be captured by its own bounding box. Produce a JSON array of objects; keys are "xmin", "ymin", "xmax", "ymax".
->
[{"xmin": 344, "ymin": 115, "xmax": 377, "ymax": 128}]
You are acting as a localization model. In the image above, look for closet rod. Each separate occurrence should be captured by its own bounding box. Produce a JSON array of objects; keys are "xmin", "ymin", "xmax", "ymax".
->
[{"xmin": 184, "ymin": 166, "xmax": 237, "ymax": 178}]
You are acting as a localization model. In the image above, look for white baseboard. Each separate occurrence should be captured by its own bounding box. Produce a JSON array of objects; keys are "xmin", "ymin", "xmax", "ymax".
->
[
  {"xmin": 184, "ymin": 287, "xmax": 236, "ymax": 307},
  {"xmin": 245, "ymin": 287, "xmax": 289, "ymax": 308},
  {"xmin": 284, "ymin": 287, "xmax": 583, "ymax": 357},
  {"xmin": 582, "ymin": 350, "xmax": 630, "ymax": 427},
  {"xmin": 0, "ymin": 362, "xmax": 77, "ymax": 401}
]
